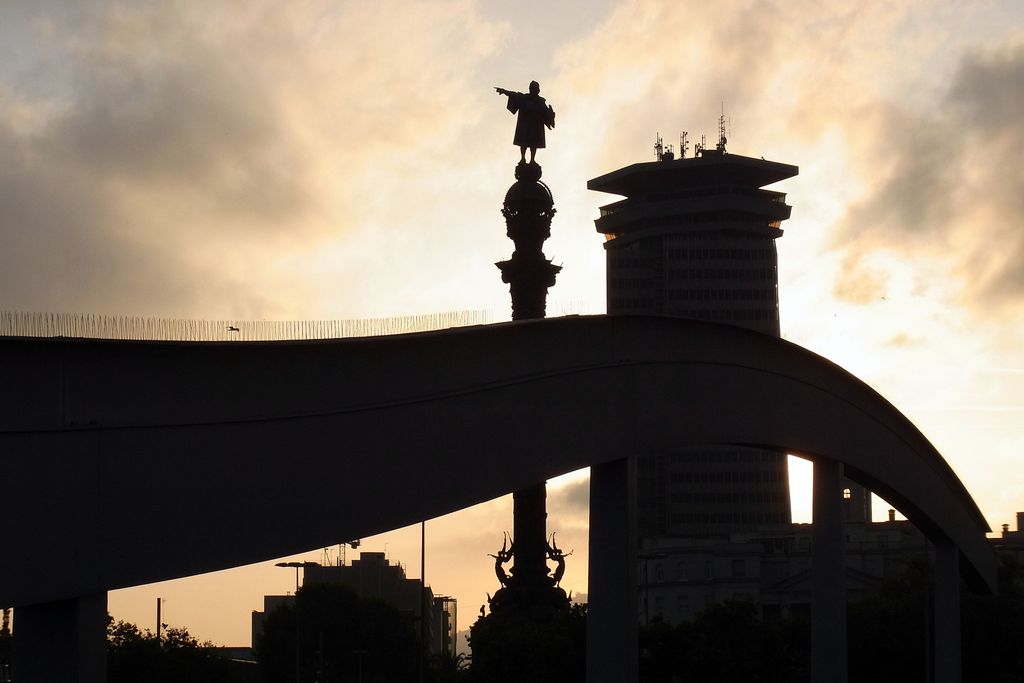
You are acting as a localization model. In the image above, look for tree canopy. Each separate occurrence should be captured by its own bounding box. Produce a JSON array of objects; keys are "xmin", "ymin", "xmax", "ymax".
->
[
  {"xmin": 106, "ymin": 617, "xmax": 240, "ymax": 683},
  {"xmin": 255, "ymin": 582, "xmax": 419, "ymax": 683},
  {"xmin": 469, "ymin": 601, "xmax": 586, "ymax": 683}
]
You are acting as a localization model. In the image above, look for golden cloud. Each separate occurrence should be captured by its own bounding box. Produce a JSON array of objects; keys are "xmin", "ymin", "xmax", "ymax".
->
[{"xmin": 0, "ymin": 0, "xmax": 506, "ymax": 318}]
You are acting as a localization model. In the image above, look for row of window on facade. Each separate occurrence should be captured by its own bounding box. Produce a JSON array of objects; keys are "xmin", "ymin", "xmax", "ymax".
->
[
  {"xmin": 669, "ymin": 469, "xmax": 787, "ymax": 484},
  {"xmin": 623, "ymin": 211, "xmax": 785, "ymax": 231},
  {"xmin": 610, "ymin": 281, "xmax": 778, "ymax": 306},
  {"xmin": 667, "ymin": 449, "xmax": 783, "ymax": 464},
  {"xmin": 665, "ymin": 246, "xmax": 776, "ymax": 261},
  {"xmin": 666, "ymin": 266, "xmax": 778, "ymax": 281},
  {"xmin": 650, "ymin": 591, "xmax": 757, "ymax": 620},
  {"xmin": 686, "ymin": 308, "xmax": 778, "ymax": 322},
  {"xmin": 608, "ymin": 297, "xmax": 659, "ymax": 310},
  {"xmin": 606, "ymin": 270, "xmax": 774, "ymax": 288},
  {"xmin": 669, "ymin": 491, "xmax": 788, "ymax": 505},
  {"xmin": 666, "ymin": 288, "xmax": 775, "ymax": 302},
  {"xmin": 608, "ymin": 301, "xmax": 780, "ymax": 324},
  {"xmin": 668, "ymin": 511, "xmax": 791, "ymax": 525},
  {"xmin": 610, "ymin": 246, "xmax": 776, "ymax": 270},
  {"xmin": 650, "ymin": 594, "xmax": 698, "ymax": 619},
  {"xmin": 648, "ymin": 557, "xmax": 752, "ymax": 584}
]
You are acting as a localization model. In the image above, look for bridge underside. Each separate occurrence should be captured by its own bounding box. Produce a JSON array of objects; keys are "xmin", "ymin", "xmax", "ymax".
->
[{"xmin": 0, "ymin": 315, "xmax": 994, "ymax": 681}]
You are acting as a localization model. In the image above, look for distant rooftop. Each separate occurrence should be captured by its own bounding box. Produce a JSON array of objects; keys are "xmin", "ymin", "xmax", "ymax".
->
[{"xmin": 588, "ymin": 152, "xmax": 798, "ymax": 197}]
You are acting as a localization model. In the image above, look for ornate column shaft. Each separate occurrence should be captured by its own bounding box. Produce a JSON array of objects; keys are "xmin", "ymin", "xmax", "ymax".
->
[
  {"xmin": 496, "ymin": 162, "xmax": 561, "ymax": 321},
  {"xmin": 491, "ymin": 161, "xmax": 563, "ymax": 610}
]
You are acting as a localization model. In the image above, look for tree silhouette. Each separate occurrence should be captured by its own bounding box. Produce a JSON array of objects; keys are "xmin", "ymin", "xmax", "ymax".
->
[
  {"xmin": 256, "ymin": 582, "xmax": 418, "ymax": 683},
  {"xmin": 654, "ymin": 600, "xmax": 807, "ymax": 683},
  {"xmin": 469, "ymin": 601, "xmax": 586, "ymax": 683},
  {"xmin": 633, "ymin": 555, "xmax": 1024, "ymax": 683},
  {"xmin": 957, "ymin": 552, "xmax": 1024, "ymax": 682},
  {"xmin": 106, "ymin": 617, "xmax": 239, "ymax": 683},
  {"xmin": 427, "ymin": 649, "xmax": 471, "ymax": 683}
]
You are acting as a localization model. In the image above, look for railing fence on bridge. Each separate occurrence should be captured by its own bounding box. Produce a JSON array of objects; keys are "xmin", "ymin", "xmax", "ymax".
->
[{"xmin": 0, "ymin": 309, "xmax": 491, "ymax": 342}]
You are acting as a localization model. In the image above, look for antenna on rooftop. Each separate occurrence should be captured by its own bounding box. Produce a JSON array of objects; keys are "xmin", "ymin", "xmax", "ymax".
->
[
  {"xmin": 716, "ymin": 103, "xmax": 729, "ymax": 153},
  {"xmin": 680, "ymin": 132, "xmax": 689, "ymax": 159},
  {"xmin": 654, "ymin": 132, "xmax": 675, "ymax": 161}
]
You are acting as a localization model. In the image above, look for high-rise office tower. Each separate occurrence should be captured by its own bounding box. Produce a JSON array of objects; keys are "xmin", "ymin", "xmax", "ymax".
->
[{"xmin": 588, "ymin": 132, "xmax": 799, "ymax": 538}]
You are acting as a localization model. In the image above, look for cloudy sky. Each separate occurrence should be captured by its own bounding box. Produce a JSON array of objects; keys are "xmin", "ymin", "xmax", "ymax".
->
[{"xmin": 3, "ymin": 0, "xmax": 1023, "ymax": 645}]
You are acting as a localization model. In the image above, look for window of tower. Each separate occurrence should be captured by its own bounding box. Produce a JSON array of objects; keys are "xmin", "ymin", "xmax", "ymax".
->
[{"xmin": 666, "ymin": 267, "xmax": 775, "ymax": 281}]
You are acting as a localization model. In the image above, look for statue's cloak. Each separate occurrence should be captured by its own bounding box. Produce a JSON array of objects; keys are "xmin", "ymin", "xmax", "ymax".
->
[{"xmin": 506, "ymin": 92, "xmax": 555, "ymax": 149}]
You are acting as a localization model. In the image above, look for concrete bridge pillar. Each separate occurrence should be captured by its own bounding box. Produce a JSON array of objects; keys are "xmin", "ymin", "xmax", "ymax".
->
[
  {"xmin": 586, "ymin": 457, "xmax": 637, "ymax": 683},
  {"xmin": 811, "ymin": 458, "xmax": 847, "ymax": 683},
  {"xmin": 934, "ymin": 537, "xmax": 962, "ymax": 683},
  {"xmin": 14, "ymin": 592, "xmax": 107, "ymax": 683}
]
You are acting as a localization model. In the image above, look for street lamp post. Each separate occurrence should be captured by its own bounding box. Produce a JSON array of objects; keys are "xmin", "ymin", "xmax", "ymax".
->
[
  {"xmin": 275, "ymin": 561, "xmax": 319, "ymax": 683},
  {"xmin": 156, "ymin": 598, "xmax": 163, "ymax": 642},
  {"xmin": 420, "ymin": 520, "xmax": 426, "ymax": 683}
]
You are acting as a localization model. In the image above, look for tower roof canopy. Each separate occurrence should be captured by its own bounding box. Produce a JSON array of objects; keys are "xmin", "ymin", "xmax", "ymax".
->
[{"xmin": 588, "ymin": 152, "xmax": 798, "ymax": 197}]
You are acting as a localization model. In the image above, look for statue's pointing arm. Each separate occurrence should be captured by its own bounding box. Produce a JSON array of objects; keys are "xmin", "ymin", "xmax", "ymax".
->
[{"xmin": 495, "ymin": 86, "xmax": 522, "ymax": 114}]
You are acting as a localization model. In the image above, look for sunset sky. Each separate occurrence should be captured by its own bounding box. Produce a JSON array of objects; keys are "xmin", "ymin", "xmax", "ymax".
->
[{"xmin": 3, "ymin": 1, "xmax": 1024, "ymax": 646}]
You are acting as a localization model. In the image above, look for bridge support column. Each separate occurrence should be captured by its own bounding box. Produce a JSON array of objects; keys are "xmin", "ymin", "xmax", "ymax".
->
[
  {"xmin": 934, "ymin": 538, "xmax": 962, "ymax": 683},
  {"xmin": 811, "ymin": 459, "xmax": 847, "ymax": 683},
  {"xmin": 14, "ymin": 592, "xmax": 107, "ymax": 683},
  {"xmin": 587, "ymin": 457, "xmax": 637, "ymax": 683}
]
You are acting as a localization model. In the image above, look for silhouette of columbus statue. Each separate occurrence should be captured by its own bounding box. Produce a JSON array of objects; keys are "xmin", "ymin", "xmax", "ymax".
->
[
  {"xmin": 495, "ymin": 81, "xmax": 556, "ymax": 164},
  {"xmin": 489, "ymin": 77, "xmax": 565, "ymax": 611}
]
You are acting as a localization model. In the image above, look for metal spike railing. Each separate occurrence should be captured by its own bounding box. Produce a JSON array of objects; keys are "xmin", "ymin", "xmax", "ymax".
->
[{"xmin": 0, "ymin": 309, "xmax": 491, "ymax": 342}]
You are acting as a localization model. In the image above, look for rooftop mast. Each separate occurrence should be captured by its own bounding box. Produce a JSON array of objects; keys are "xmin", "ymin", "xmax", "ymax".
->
[{"xmin": 716, "ymin": 103, "xmax": 729, "ymax": 153}]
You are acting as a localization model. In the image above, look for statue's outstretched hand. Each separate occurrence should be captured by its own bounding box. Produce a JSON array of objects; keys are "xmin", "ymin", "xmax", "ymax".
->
[{"xmin": 495, "ymin": 87, "xmax": 509, "ymax": 96}]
